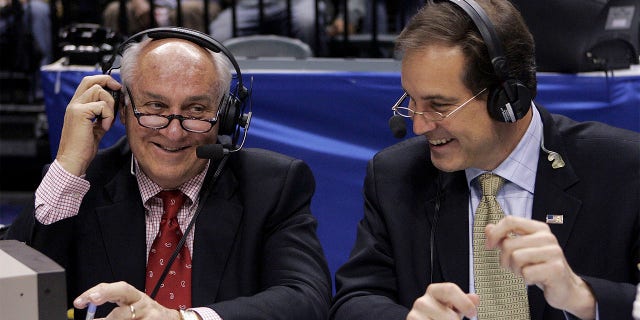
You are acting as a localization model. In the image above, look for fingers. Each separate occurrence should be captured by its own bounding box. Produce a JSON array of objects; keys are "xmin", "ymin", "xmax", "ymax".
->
[
  {"xmin": 66, "ymin": 98, "xmax": 113, "ymax": 128},
  {"xmin": 516, "ymin": 249, "xmax": 596, "ymax": 318},
  {"xmin": 485, "ymin": 216, "xmax": 550, "ymax": 249},
  {"xmin": 70, "ymin": 75, "xmax": 121, "ymax": 127},
  {"xmin": 483, "ymin": 216, "xmax": 593, "ymax": 309},
  {"xmin": 56, "ymin": 76, "xmax": 122, "ymax": 176},
  {"xmin": 407, "ymin": 283, "xmax": 478, "ymax": 320},
  {"xmin": 74, "ymin": 282, "xmax": 179, "ymax": 320},
  {"xmin": 518, "ymin": 249, "xmax": 565, "ymax": 285},
  {"xmin": 467, "ymin": 293, "xmax": 480, "ymax": 308},
  {"xmin": 73, "ymin": 281, "xmax": 143, "ymax": 309},
  {"xmin": 499, "ymin": 233, "xmax": 558, "ymax": 273},
  {"xmin": 102, "ymin": 303, "xmax": 138, "ymax": 320},
  {"xmin": 479, "ymin": 216, "xmax": 596, "ymax": 316},
  {"xmin": 71, "ymin": 75, "xmax": 121, "ymax": 102},
  {"xmin": 484, "ymin": 217, "xmax": 556, "ymax": 273}
]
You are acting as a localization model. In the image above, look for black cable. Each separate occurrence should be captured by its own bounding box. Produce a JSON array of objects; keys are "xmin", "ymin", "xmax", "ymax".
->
[
  {"xmin": 429, "ymin": 172, "xmax": 442, "ymax": 283},
  {"xmin": 149, "ymin": 155, "xmax": 230, "ymax": 299}
]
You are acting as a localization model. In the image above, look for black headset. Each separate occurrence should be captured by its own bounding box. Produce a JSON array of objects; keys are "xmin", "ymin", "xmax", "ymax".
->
[
  {"xmin": 102, "ymin": 27, "xmax": 250, "ymax": 144},
  {"xmin": 444, "ymin": 0, "xmax": 531, "ymax": 123}
]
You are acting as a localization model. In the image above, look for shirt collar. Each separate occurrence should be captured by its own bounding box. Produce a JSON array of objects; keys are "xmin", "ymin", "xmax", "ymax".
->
[
  {"xmin": 134, "ymin": 158, "xmax": 210, "ymax": 212},
  {"xmin": 466, "ymin": 103, "xmax": 542, "ymax": 193}
]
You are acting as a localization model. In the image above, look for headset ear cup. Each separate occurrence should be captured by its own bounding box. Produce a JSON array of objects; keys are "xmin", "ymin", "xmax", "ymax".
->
[
  {"xmin": 217, "ymin": 93, "xmax": 241, "ymax": 136},
  {"xmin": 486, "ymin": 87, "xmax": 501, "ymax": 121},
  {"xmin": 217, "ymin": 94, "xmax": 231, "ymax": 135},
  {"xmin": 487, "ymin": 80, "xmax": 532, "ymax": 122}
]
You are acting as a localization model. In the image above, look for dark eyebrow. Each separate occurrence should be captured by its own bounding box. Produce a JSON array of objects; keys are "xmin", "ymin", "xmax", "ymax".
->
[
  {"xmin": 402, "ymin": 86, "xmax": 459, "ymax": 103},
  {"xmin": 417, "ymin": 93, "xmax": 458, "ymax": 104}
]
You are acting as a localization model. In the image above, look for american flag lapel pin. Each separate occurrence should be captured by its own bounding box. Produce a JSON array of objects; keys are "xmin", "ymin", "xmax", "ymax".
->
[{"xmin": 546, "ymin": 214, "xmax": 564, "ymax": 224}]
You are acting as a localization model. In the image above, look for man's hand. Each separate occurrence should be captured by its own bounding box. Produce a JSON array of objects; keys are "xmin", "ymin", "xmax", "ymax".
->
[
  {"xmin": 406, "ymin": 282, "xmax": 480, "ymax": 320},
  {"xmin": 73, "ymin": 281, "xmax": 181, "ymax": 320},
  {"xmin": 56, "ymin": 75, "xmax": 121, "ymax": 176},
  {"xmin": 486, "ymin": 216, "xmax": 596, "ymax": 319}
]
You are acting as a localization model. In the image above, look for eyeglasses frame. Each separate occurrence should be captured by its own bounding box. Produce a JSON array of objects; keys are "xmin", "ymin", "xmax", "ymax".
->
[
  {"xmin": 124, "ymin": 85, "xmax": 219, "ymax": 133},
  {"xmin": 391, "ymin": 88, "xmax": 488, "ymax": 122}
]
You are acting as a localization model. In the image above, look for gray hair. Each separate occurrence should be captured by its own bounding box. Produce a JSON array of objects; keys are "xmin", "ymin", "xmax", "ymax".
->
[{"xmin": 118, "ymin": 36, "xmax": 234, "ymax": 107}]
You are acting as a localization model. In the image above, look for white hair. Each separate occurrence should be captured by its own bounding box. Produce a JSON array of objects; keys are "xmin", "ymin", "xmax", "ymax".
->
[{"xmin": 118, "ymin": 36, "xmax": 233, "ymax": 107}]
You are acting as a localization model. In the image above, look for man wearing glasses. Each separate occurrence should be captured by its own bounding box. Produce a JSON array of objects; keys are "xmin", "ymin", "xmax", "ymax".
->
[
  {"xmin": 331, "ymin": 0, "xmax": 639, "ymax": 319},
  {"xmin": 8, "ymin": 29, "xmax": 331, "ymax": 320}
]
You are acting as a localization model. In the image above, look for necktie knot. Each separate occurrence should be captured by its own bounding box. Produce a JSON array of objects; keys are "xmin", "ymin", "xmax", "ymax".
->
[
  {"xmin": 157, "ymin": 190, "xmax": 186, "ymax": 220},
  {"xmin": 478, "ymin": 173, "xmax": 504, "ymax": 197}
]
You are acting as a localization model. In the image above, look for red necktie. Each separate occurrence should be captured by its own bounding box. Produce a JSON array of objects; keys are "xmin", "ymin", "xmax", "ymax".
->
[{"xmin": 145, "ymin": 190, "xmax": 192, "ymax": 310}]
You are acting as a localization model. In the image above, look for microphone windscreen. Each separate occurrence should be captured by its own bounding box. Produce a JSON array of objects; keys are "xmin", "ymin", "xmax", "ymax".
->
[
  {"xmin": 389, "ymin": 115, "xmax": 407, "ymax": 139},
  {"xmin": 196, "ymin": 144, "xmax": 226, "ymax": 160}
]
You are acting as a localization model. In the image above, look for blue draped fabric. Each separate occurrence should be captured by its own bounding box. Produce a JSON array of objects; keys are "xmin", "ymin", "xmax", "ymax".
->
[{"xmin": 40, "ymin": 66, "xmax": 640, "ymax": 284}]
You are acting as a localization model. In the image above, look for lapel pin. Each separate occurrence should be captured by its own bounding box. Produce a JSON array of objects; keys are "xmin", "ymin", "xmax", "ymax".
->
[{"xmin": 546, "ymin": 214, "xmax": 564, "ymax": 224}]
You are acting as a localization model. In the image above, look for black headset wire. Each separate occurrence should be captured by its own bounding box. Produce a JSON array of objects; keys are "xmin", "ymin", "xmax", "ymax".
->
[
  {"xmin": 149, "ymin": 154, "xmax": 230, "ymax": 299},
  {"xmin": 429, "ymin": 172, "xmax": 443, "ymax": 284}
]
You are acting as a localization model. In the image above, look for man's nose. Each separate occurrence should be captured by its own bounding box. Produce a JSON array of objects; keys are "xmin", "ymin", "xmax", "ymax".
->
[
  {"xmin": 164, "ymin": 117, "xmax": 189, "ymax": 137},
  {"xmin": 412, "ymin": 115, "xmax": 437, "ymax": 135}
]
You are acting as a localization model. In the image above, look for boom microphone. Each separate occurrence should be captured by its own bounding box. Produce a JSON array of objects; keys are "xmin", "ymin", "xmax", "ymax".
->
[
  {"xmin": 196, "ymin": 144, "xmax": 228, "ymax": 161},
  {"xmin": 389, "ymin": 115, "xmax": 407, "ymax": 139}
]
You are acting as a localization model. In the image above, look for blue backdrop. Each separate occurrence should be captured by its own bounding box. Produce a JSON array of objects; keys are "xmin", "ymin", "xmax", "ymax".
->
[{"xmin": 40, "ymin": 63, "xmax": 640, "ymax": 286}]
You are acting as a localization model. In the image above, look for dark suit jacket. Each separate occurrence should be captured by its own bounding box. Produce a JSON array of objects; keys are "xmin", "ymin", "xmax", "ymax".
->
[
  {"xmin": 330, "ymin": 106, "xmax": 640, "ymax": 320},
  {"xmin": 8, "ymin": 138, "xmax": 331, "ymax": 320}
]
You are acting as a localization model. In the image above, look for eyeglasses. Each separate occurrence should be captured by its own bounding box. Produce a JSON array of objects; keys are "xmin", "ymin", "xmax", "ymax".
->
[
  {"xmin": 391, "ymin": 88, "xmax": 487, "ymax": 121},
  {"xmin": 125, "ymin": 86, "xmax": 218, "ymax": 133}
]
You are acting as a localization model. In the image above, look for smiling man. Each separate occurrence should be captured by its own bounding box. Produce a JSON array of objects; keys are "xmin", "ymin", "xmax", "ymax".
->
[
  {"xmin": 8, "ymin": 28, "xmax": 331, "ymax": 320},
  {"xmin": 330, "ymin": 1, "xmax": 640, "ymax": 320}
]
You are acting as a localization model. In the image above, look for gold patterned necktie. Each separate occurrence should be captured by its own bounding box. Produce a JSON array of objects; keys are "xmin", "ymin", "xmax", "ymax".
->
[{"xmin": 473, "ymin": 173, "xmax": 530, "ymax": 319}]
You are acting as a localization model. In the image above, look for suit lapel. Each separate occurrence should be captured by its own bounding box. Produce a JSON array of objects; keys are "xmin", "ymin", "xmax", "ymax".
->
[
  {"xmin": 531, "ymin": 166, "xmax": 580, "ymax": 247},
  {"xmin": 528, "ymin": 106, "xmax": 582, "ymax": 320},
  {"xmin": 434, "ymin": 172, "xmax": 470, "ymax": 291},
  {"xmin": 93, "ymin": 150, "xmax": 243, "ymax": 304},
  {"xmin": 96, "ymin": 165, "xmax": 148, "ymax": 291},
  {"xmin": 528, "ymin": 168, "xmax": 581, "ymax": 320},
  {"xmin": 532, "ymin": 107, "xmax": 581, "ymax": 245},
  {"xmin": 408, "ymin": 169, "xmax": 436, "ymax": 294},
  {"xmin": 191, "ymin": 166, "xmax": 244, "ymax": 306}
]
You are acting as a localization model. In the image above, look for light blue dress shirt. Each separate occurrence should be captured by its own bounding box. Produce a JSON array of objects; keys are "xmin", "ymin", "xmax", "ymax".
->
[{"xmin": 464, "ymin": 104, "xmax": 542, "ymax": 319}]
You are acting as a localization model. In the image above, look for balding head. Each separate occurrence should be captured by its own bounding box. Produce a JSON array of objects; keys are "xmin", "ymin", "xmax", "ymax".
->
[{"xmin": 120, "ymin": 37, "xmax": 233, "ymax": 106}]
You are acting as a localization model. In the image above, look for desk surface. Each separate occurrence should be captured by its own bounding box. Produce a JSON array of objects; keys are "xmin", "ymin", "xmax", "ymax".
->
[{"xmin": 40, "ymin": 59, "xmax": 640, "ymax": 282}]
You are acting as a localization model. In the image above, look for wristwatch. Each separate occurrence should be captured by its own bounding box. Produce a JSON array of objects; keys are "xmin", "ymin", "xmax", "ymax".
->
[{"xmin": 179, "ymin": 309, "xmax": 201, "ymax": 320}]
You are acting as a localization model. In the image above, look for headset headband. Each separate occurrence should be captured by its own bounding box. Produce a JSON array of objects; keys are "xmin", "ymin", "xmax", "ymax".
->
[
  {"xmin": 447, "ymin": 0, "xmax": 509, "ymax": 80},
  {"xmin": 102, "ymin": 27, "xmax": 248, "ymax": 100}
]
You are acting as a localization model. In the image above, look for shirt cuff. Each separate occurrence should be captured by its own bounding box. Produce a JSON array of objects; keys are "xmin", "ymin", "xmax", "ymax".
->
[
  {"xmin": 34, "ymin": 160, "xmax": 90, "ymax": 225},
  {"xmin": 191, "ymin": 307, "xmax": 223, "ymax": 320},
  {"xmin": 563, "ymin": 302, "xmax": 599, "ymax": 320}
]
